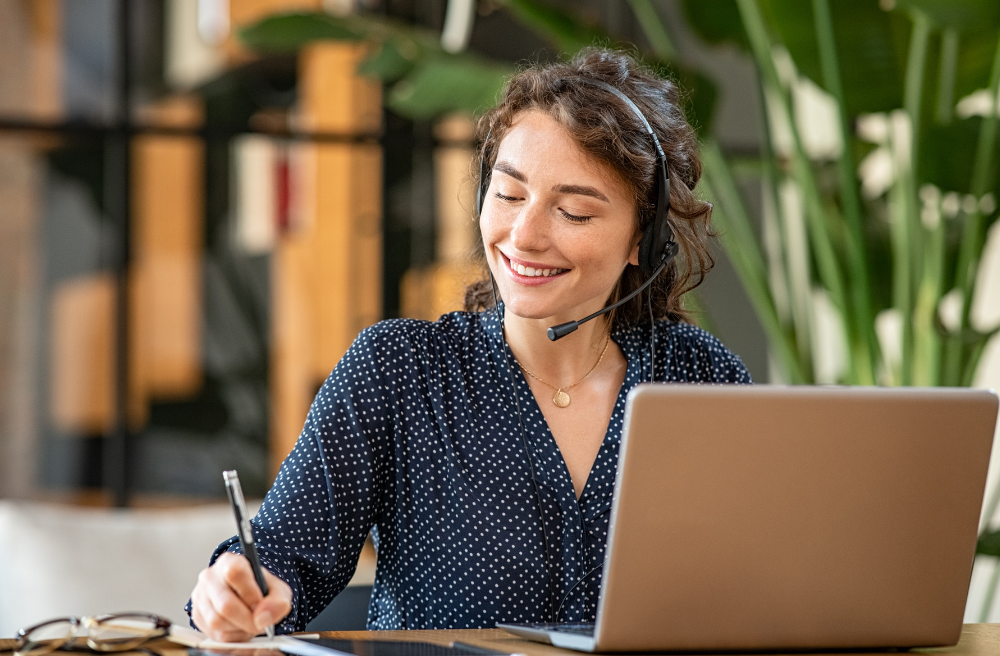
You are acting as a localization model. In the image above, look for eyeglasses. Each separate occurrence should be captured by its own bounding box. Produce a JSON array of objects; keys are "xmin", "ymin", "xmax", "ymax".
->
[{"xmin": 14, "ymin": 613, "xmax": 171, "ymax": 656}]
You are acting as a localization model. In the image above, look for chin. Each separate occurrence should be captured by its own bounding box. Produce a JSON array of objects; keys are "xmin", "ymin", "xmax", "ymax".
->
[
  {"xmin": 500, "ymin": 293, "xmax": 586, "ymax": 324},
  {"xmin": 500, "ymin": 299, "xmax": 556, "ymax": 321}
]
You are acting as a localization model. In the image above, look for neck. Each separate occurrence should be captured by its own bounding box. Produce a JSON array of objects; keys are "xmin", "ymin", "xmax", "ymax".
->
[{"xmin": 502, "ymin": 309, "xmax": 612, "ymax": 385}]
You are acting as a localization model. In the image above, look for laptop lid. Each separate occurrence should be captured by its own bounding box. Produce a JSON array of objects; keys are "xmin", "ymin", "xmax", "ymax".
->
[{"xmin": 595, "ymin": 385, "xmax": 997, "ymax": 652}]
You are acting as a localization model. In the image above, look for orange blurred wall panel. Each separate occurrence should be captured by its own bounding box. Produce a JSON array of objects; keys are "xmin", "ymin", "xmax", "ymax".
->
[
  {"xmin": 50, "ymin": 274, "xmax": 116, "ymax": 435},
  {"xmin": 270, "ymin": 41, "xmax": 382, "ymax": 473},
  {"xmin": 308, "ymin": 142, "xmax": 383, "ymax": 379},
  {"xmin": 270, "ymin": 142, "xmax": 383, "ymax": 472},
  {"xmin": 229, "ymin": 0, "xmax": 323, "ymax": 26},
  {"xmin": 130, "ymin": 99, "xmax": 204, "ymax": 406},
  {"xmin": 298, "ymin": 42, "xmax": 382, "ymax": 135},
  {"xmin": 270, "ymin": 234, "xmax": 313, "ymax": 472},
  {"xmin": 27, "ymin": 0, "xmax": 61, "ymax": 120}
]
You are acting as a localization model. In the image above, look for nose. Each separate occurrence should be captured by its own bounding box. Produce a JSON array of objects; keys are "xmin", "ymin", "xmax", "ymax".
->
[{"xmin": 509, "ymin": 199, "xmax": 548, "ymax": 253}]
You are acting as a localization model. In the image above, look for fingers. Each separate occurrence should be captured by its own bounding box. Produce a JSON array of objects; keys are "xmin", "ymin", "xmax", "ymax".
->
[
  {"xmin": 253, "ymin": 570, "xmax": 293, "ymax": 632},
  {"xmin": 191, "ymin": 553, "xmax": 276, "ymax": 641},
  {"xmin": 191, "ymin": 568, "xmax": 255, "ymax": 642},
  {"xmin": 217, "ymin": 552, "xmax": 265, "ymax": 608}
]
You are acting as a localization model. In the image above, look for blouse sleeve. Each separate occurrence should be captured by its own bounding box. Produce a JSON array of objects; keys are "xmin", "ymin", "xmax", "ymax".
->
[
  {"xmin": 188, "ymin": 326, "xmax": 395, "ymax": 632},
  {"xmin": 661, "ymin": 323, "xmax": 753, "ymax": 384}
]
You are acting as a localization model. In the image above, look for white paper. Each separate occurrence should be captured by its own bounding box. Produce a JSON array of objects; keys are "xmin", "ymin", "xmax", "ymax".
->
[{"xmin": 168, "ymin": 624, "xmax": 320, "ymax": 650}]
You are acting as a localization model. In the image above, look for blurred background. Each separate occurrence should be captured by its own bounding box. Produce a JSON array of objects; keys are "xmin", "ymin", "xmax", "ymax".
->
[
  {"xmin": 0, "ymin": 0, "xmax": 999, "ymax": 636},
  {"xmin": 0, "ymin": 0, "xmax": 768, "ymax": 508}
]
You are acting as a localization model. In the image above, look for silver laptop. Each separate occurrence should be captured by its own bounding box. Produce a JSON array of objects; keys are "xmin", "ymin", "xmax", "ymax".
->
[{"xmin": 499, "ymin": 385, "xmax": 998, "ymax": 652}]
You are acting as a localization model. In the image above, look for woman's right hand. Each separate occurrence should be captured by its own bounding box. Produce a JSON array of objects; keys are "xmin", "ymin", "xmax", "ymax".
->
[{"xmin": 190, "ymin": 552, "xmax": 293, "ymax": 642}]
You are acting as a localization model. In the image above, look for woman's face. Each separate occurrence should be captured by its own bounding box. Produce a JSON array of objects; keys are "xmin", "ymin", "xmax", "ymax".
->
[{"xmin": 481, "ymin": 109, "xmax": 640, "ymax": 324}]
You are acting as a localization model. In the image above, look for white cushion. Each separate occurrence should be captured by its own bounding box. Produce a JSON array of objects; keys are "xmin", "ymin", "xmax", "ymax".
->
[{"xmin": 0, "ymin": 500, "xmax": 250, "ymax": 636}]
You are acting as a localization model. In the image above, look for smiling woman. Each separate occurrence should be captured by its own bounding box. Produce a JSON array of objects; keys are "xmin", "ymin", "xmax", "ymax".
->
[
  {"xmin": 466, "ymin": 48, "xmax": 715, "ymax": 328},
  {"xmin": 187, "ymin": 47, "xmax": 749, "ymax": 639},
  {"xmin": 484, "ymin": 110, "xmax": 639, "ymax": 317}
]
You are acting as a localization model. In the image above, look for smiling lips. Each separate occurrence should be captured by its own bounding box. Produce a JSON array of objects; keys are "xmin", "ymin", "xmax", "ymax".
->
[{"xmin": 504, "ymin": 253, "xmax": 568, "ymax": 279}]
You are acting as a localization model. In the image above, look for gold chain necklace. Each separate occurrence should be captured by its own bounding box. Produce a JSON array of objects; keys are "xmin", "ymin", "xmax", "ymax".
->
[{"xmin": 517, "ymin": 334, "xmax": 611, "ymax": 408}]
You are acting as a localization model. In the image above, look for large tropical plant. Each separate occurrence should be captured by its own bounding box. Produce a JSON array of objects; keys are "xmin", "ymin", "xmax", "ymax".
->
[{"xmin": 681, "ymin": 0, "xmax": 1000, "ymax": 391}]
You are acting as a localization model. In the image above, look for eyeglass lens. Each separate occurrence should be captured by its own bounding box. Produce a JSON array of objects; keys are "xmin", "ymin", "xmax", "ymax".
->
[
  {"xmin": 16, "ymin": 619, "xmax": 79, "ymax": 656},
  {"xmin": 16, "ymin": 614, "xmax": 168, "ymax": 656},
  {"xmin": 88, "ymin": 614, "xmax": 167, "ymax": 650}
]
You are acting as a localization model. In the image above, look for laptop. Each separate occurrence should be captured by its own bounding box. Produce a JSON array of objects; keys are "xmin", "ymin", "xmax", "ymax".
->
[{"xmin": 498, "ymin": 385, "xmax": 998, "ymax": 652}]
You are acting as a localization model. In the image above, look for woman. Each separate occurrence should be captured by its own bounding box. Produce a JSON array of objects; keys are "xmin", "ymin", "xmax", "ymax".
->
[{"xmin": 188, "ymin": 47, "xmax": 750, "ymax": 640}]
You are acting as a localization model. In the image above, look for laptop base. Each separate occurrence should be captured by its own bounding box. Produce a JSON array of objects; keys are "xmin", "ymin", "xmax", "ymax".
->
[{"xmin": 495, "ymin": 623, "xmax": 596, "ymax": 652}]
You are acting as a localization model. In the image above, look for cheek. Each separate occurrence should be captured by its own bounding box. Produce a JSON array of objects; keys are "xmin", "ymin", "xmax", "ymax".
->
[
  {"xmin": 479, "ymin": 213, "xmax": 500, "ymax": 251},
  {"xmin": 568, "ymin": 227, "xmax": 631, "ymax": 270},
  {"xmin": 479, "ymin": 202, "xmax": 514, "ymax": 247}
]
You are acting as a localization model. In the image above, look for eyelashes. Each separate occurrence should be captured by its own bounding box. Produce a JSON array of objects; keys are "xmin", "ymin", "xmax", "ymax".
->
[
  {"xmin": 559, "ymin": 209, "xmax": 592, "ymax": 223},
  {"xmin": 493, "ymin": 192, "xmax": 593, "ymax": 223}
]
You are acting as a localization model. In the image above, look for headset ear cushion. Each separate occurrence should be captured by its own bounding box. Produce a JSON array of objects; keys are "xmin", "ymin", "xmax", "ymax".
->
[{"xmin": 637, "ymin": 222, "xmax": 655, "ymax": 278}]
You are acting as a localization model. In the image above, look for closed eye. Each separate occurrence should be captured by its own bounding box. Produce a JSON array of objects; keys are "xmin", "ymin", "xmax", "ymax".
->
[
  {"xmin": 495, "ymin": 192, "xmax": 519, "ymax": 202},
  {"xmin": 560, "ymin": 209, "xmax": 592, "ymax": 223}
]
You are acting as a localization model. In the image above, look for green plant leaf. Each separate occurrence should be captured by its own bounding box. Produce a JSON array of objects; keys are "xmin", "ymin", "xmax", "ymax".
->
[
  {"xmin": 492, "ymin": 0, "xmax": 607, "ymax": 55},
  {"xmin": 679, "ymin": 0, "xmax": 749, "ymax": 49},
  {"xmin": 387, "ymin": 55, "xmax": 512, "ymax": 118},
  {"xmin": 238, "ymin": 12, "xmax": 366, "ymax": 52},
  {"xmin": 681, "ymin": 0, "xmax": 907, "ymax": 115},
  {"xmin": 921, "ymin": 117, "xmax": 1000, "ymax": 194},
  {"xmin": 238, "ymin": 11, "xmax": 443, "ymax": 63},
  {"xmin": 672, "ymin": 65, "xmax": 719, "ymax": 137},
  {"xmin": 978, "ymin": 528, "xmax": 1000, "ymax": 557},
  {"xmin": 237, "ymin": 10, "xmax": 514, "ymax": 119},
  {"xmin": 496, "ymin": 1, "xmax": 720, "ymax": 135},
  {"xmin": 766, "ymin": 0, "xmax": 908, "ymax": 115},
  {"xmin": 953, "ymin": 27, "xmax": 1000, "ymax": 102},
  {"xmin": 358, "ymin": 39, "xmax": 419, "ymax": 83},
  {"xmin": 895, "ymin": 0, "xmax": 1000, "ymax": 31}
]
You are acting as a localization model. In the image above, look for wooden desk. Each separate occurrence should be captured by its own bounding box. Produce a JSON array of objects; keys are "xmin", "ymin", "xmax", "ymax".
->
[{"xmin": 3, "ymin": 626, "xmax": 1000, "ymax": 656}]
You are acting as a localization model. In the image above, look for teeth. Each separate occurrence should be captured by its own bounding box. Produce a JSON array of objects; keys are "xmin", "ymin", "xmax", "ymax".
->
[{"xmin": 508, "ymin": 258, "xmax": 565, "ymax": 277}]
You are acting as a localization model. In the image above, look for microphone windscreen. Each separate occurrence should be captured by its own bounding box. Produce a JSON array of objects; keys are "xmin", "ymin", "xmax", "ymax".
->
[{"xmin": 547, "ymin": 321, "xmax": 579, "ymax": 341}]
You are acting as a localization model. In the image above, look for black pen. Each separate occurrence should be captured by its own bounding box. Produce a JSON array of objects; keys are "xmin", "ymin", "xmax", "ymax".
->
[{"xmin": 223, "ymin": 469, "xmax": 275, "ymax": 639}]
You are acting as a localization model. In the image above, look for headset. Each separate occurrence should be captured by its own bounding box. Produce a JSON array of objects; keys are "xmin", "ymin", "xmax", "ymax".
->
[{"xmin": 478, "ymin": 77, "xmax": 677, "ymax": 622}]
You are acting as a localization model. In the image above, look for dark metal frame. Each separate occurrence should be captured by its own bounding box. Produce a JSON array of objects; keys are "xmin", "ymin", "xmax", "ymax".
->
[{"xmin": 0, "ymin": 1, "xmax": 384, "ymax": 507}]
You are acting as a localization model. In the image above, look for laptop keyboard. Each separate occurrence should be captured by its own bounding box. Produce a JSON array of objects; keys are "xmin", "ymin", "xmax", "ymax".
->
[{"xmin": 527, "ymin": 623, "xmax": 596, "ymax": 636}]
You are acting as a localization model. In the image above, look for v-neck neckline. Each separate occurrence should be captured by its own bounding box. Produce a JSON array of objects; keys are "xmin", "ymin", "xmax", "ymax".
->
[{"xmin": 496, "ymin": 326, "xmax": 642, "ymax": 509}]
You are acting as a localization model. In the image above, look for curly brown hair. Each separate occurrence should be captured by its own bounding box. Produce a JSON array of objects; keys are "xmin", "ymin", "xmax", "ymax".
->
[{"xmin": 464, "ymin": 47, "xmax": 714, "ymax": 329}]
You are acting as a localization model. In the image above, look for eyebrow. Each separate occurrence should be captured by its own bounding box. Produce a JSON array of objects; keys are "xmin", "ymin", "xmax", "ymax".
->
[
  {"xmin": 494, "ymin": 160, "xmax": 610, "ymax": 203},
  {"xmin": 494, "ymin": 160, "xmax": 527, "ymax": 183},
  {"xmin": 554, "ymin": 184, "xmax": 609, "ymax": 203}
]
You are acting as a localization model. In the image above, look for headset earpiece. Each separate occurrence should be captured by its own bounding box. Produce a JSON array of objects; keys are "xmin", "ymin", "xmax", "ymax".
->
[{"xmin": 636, "ymin": 153, "xmax": 673, "ymax": 277}]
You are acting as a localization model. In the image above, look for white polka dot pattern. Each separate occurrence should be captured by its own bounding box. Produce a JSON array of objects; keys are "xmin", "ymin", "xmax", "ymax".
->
[{"xmin": 187, "ymin": 307, "xmax": 750, "ymax": 632}]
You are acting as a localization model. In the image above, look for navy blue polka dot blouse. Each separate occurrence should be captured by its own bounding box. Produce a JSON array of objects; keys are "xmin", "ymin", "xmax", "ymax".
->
[{"xmin": 190, "ymin": 306, "xmax": 750, "ymax": 631}]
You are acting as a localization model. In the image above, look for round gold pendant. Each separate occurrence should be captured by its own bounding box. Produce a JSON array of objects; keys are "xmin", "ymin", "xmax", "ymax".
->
[{"xmin": 552, "ymin": 390, "xmax": 571, "ymax": 408}]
